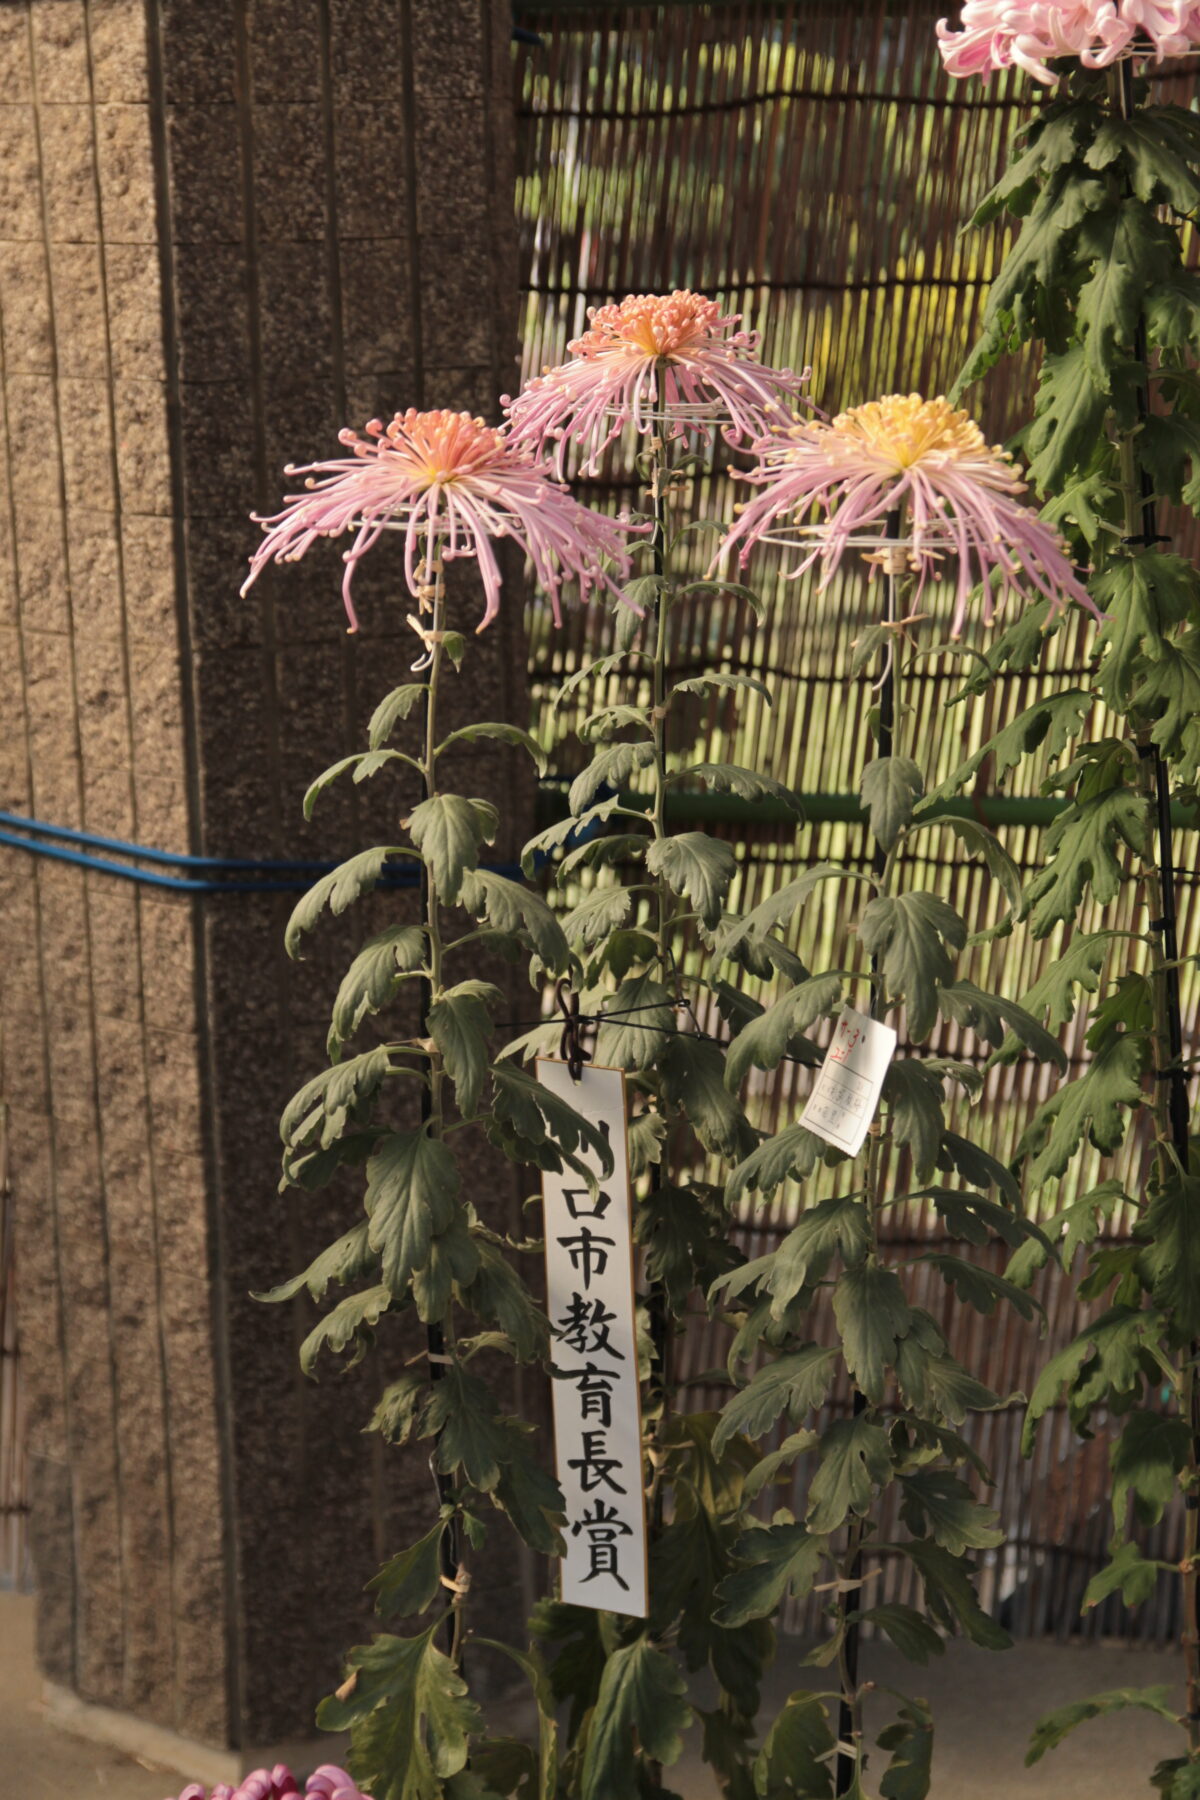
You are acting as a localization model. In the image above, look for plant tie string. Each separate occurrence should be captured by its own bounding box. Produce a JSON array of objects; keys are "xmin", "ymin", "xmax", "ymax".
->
[{"xmin": 556, "ymin": 980, "xmax": 592, "ymax": 1082}]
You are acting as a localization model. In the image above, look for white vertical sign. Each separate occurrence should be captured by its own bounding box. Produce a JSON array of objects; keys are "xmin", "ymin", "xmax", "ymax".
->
[{"xmin": 537, "ymin": 1058, "xmax": 647, "ymax": 1619}]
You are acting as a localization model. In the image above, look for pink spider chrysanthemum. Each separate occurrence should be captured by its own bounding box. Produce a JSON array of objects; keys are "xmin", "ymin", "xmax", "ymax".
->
[
  {"xmin": 243, "ymin": 409, "xmax": 633, "ymax": 633},
  {"xmin": 504, "ymin": 291, "xmax": 810, "ymax": 474},
  {"xmin": 716, "ymin": 393, "xmax": 1101, "ymax": 637},
  {"xmin": 170, "ymin": 1763, "xmax": 373, "ymax": 1800},
  {"xmin": 937, "ymin": 0, "xmax": 1200, "ymax": 83}
]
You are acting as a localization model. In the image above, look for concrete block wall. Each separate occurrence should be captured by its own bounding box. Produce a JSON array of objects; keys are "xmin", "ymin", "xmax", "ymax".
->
[{"xmin": 0, "ymin": 0, "xmax": 529, "ymax": 1756}]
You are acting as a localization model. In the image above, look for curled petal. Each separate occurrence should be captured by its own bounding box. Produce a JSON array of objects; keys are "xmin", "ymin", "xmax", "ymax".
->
[
  {"xmin": 715, "ymin": 393, "xmax": 1101, "ymax": 636},
  {"xmin": 937, "ymin": 0, "xmax": 1200, "ymax": 82},
  {"xmin": 243, "ymin": 409, "xmax": 635, "ymax": 632},
  {"xmin": 505, "ymin": 290, "xmax": 811, "ymax": 474}
]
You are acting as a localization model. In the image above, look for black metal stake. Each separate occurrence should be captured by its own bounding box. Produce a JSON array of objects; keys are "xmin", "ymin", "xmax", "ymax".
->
[
  {"xmin": 1114, "ymin": 52, "xmax": 1197, "ymax": 1749},
  {"xmin": 647, "ymin": 445, "xmax": 672, "ymax": 1513},
  {"xmin": 836, "ymin": 507, "xmax": 903, "ymax": 1796},
  {"xmin": 1116, "ymin": 58, "xmax": 1192, "ymax": 1166},
  {"xmin": 418, "ymin": 670, "xmax": 463, "ymax": 1647}
]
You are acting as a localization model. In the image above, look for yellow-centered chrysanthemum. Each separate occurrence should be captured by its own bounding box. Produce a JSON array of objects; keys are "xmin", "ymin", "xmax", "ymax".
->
[{"xmin": 718, "ymin": 392, "xmax": 1100, "ymax": 635}]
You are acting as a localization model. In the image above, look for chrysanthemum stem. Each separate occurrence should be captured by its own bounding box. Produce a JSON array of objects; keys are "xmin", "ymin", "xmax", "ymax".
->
[
  {"xmin": 417, "ymin": 555, "xmax": 465, "ymax": 1658},
  {"xmin": 1109, "ymin": 60, "xmax": 1198, "ymax": 1756},
  {"xmin": 648, "ymin": 436, "xmax": 674, "ymax": 1501},
  {"xmin": 836, "ymin": 505, "xmax": 903, "ymax": 1796}
]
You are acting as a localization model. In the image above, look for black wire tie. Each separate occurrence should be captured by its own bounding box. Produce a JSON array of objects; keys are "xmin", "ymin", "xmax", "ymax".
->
[{"xmin": 556, "ymin": 980, "xmax": 591, "ymax": 1083}]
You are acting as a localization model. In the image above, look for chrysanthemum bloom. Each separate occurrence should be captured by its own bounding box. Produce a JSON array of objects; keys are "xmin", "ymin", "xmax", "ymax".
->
[
  {"xmin": 937, "ymin": 0, "xmax": 1200, "ymax": 83},
  {"xmin": 170, "ymin": 1763, "xmax": 373, "ymax": 1800},
  {"xmin": 716, "ymin": 393, "xmax": 1100, "ymax": 636},
  {"xmin": 504, "ymin": 291, "xmax": 810, "ymax": 474},
  {"xmin": 243, "ymin": 409, "xmax": 633, "ymax": 633}
]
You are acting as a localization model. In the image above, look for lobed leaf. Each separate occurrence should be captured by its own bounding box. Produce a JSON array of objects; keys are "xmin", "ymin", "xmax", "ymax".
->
[
  {"xmin": 859, "ymin": 891, "xmax": 968, "ymax": 1041},
  {"xmin": 898, "ymin": 1470, "xmax": 1004, "ymax": 1556},
  {"xmin": 833, "ymin": 1265, "xmax": 913, "ymax": 1404},
  {"xmin": 1018, "ymin": 1031, "xmax": 1146, "ymax": 1186},
  {"xmin": 368, "ymin": 681, "xmax": 427, "ymax": 748},
  {"xmin": 256, "ymin": 1220, "xmax": 376, "ymax": 1305},
  {"xmin": 679, "ymin": 762, "xmax": 805, "ymax": 819},
  {"xmin": 316, "ymin": 1622, "xmax": 482, "ymax": 1800},
  {"xmin": 752, "ymin": 1693, "xmax": 836, "ymax": 1800},
  {"xmin": 281, "ymin": 1045, "xmax": 397, "ymax": 1151},
  {"xmin": 286, "ymin": 847, "xmax": 413, "ymax": 957},
  {"xmin": 726, "ymin": 1120, "xmax": 831, "ymax": 1206},
  {"xmin": 878, "ymin": 1697, "xmax": 935, "ymax": 1800},
  {"xmin": 568, "ymin": 740, "xmax": 657, "ymax": 815},
  {"xmin": 369, "ymin": 1521, "xmax": 448, "ymax": 1620},
  {"xmin": 646, "ymin": 831, "xmax": 737, "ymax": 929},
  {"xmin": 725, "ymin": 973, "xmax": 842, "ymax": 1090},
  {"xmin": 714, "ymin": 1523, "xmax": 828, "ymax": 1628},
  {"xmin": 409, "ymin": 795, "xmax": 498, "ymax": 906},
  {"xmin": 365, "ymin": 1129, "xmax": 477, "ymax": 1312},
  {"xmin": 579, "ymin": 1638, "xmax": 692, "ymax": 1800},
  {"xmin": 861, "ymin": 755, "xmax": 924, "ymax": 850},
  {"xmin": 807, "ymin": 1414, "xmax": 893, "ymax": 1534},
  {"xmin": 428, "ymin": 980, "xmax": 502, "ymax": 1119},
  {"xmin": 712, "ymin": 1345, "xmax": 840, "ymax": 1457},
  {"xmin": 659, "ymin": 1034, "xmax": 756, "ymax": 1161},
  {"xmin": 890, "ymin": 1538, "xmax": 1011, "ymax": 1651},
  {"xmin": 458, "ymin": 869, "xmax": 570, "ymax": 973},
  {"xmin": 304, "ymin": 749, "xmax": 420, "ymax": 819},
  {"xmin": 300, "ymin": 1284, "xmax": 392, "ymax": 1375},
  {"xmin": 1026, "ymin": 1688, "xmax": 1177, "ymax": 1767},
  {"xmin": 328, "ymin": 925, "xmax": 427, "ymax": 1055}
]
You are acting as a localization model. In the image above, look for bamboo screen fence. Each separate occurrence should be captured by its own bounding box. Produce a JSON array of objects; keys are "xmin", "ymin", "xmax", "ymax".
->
[{"xmin": 512, "ymin": 0, "xmax": 1200, "ymax": 1645}]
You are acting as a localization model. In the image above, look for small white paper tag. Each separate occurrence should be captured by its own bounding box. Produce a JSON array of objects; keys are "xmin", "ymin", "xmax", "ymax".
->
[
  {"xmin": 801, "ymin": 1004, "xmax": 897, "ymax": 1156},
  {"xmin": 537, "ymin": 1058, "xmax": 647, "ymax": 1619}
]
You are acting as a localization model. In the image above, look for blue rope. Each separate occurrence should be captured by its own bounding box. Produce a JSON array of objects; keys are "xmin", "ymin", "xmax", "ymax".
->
[
  {"xmin": 0, "ymin": 809, "xmax": 351, "ymax": 872},
  {"xmin": 0, "ymin": 811, "xmax": 525, "ymax": 896}
]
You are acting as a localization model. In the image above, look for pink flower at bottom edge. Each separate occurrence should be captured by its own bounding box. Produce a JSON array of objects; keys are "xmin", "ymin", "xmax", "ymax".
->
[{"xmin": 165, "ymin": 1766, "xmax": 374, "ymax": 1800}]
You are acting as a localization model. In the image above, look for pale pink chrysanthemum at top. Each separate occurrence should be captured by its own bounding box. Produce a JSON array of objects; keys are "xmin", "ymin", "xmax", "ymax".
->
[
  {"xmin": 243, "ymin": 409, "xmax": 633, "ymax": 633},
  {"xmin": 170, "ymin": 1762, "xmax": 372, "ymax": 1800},
  {"xmin": 716, "ymin": 393, "xmax": 1101, "ymax": 637},
  {"xmin": 504, "ymin": 291, "xmax": 810, "ymax": 474},
  {"xmin": 937, "ymin": 0, "xmax": 1200, "ymax": 82}
]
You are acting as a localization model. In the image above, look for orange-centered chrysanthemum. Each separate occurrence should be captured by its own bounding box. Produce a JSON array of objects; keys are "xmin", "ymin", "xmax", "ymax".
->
[
  {"xmin": 572, "ymin": 292, "xmax": 729, "ymax": 361},
  {"xmin": 717, "ymin": 393, "xmax": 1101, "ymax": 635},
  {"xmin": 504, "ymin": 290, "xmax": 809, "ymax": 474},
  {"xmin": 243, "ymin": 409, "xmax": 633, "ymax": 633}
]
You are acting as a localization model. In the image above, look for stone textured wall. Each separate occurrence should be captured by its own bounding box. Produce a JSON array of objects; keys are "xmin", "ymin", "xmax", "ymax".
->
[{"xmin": 0, "ymin": 0, "xmax": 528, "ymax": 1752}]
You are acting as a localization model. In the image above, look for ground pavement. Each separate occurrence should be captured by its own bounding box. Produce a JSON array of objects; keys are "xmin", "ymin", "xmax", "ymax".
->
[{"xmin": 1, "ymin": 1592, "xmax": 1183, "ymax": 1797}]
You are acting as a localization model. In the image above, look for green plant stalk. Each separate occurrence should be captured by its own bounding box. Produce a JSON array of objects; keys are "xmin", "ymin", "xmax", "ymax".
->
[
  {"xmin": 834, "ymin": 509, "xmax": 904, "ymax": 1795},
  {"xmin": 644, "ymin": 434, "xmax": 676, "ymax": 1799},
  {"xmin": 1108, "ymin": 61, "xmax": 1199, "ymax": 1754},
  {"xmin": 417, "ymin": 555, "xmax": 468, "ymax": 1662},
  {"xmin": 647, "ymin": 434, "xmax": 676, "ymax": 1467}
]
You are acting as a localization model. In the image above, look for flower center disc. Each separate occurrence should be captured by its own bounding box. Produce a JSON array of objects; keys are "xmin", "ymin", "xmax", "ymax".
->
[{"xmin": 832, "ymin": 394, "xmax": 986, "ymax": 470}]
